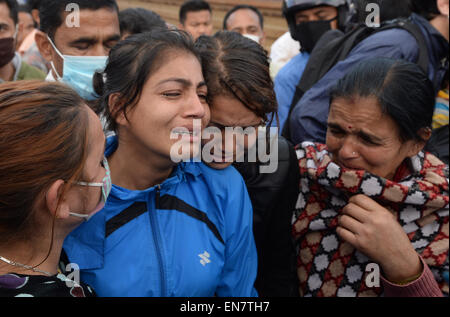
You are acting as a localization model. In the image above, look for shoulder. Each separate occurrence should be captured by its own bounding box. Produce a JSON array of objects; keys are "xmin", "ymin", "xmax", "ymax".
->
[
  {"xmin": 275, "ymin": 53, "xmax": 309, "ymax": 82},
  {"xmin": 353, "ymin": 28, "xmax": 418, "ymax": 56},
  {"xmin": 17, "ymin": 61, "xmax": 46, "ymax": 81}
]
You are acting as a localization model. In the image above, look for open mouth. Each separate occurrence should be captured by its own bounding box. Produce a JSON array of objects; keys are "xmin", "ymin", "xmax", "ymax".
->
[
  {"xmin": 172, "ymin": 129, "xmax": 201, "ymax": 142},
  {"xmin": 210, "ymin": 151, "xmax": 234, "ymax": 163}
]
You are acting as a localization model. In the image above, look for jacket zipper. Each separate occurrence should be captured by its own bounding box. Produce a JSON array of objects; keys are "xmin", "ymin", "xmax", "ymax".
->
[{"xmin": 150, "ymin": 185, "xmax": 167, "ymax": 296}]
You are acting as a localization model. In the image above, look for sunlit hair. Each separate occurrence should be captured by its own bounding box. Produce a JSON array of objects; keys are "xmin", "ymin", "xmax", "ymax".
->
[{"xmin": 0, "ymin": 81, "xmax": 89, "ymax": 245}]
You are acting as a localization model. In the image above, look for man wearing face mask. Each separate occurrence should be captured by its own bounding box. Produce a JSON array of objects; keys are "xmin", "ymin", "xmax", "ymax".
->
[
  {"xmin": 0, "ymin": 0, "xmax": 45, "ymax": 83},
  {"xmin": 35, "ymin": 0, "xmax": 121, "ymax": 115},
  {"xmin": 273, "ymin": 0, "xmax": 351, "ymax": 133},
  {"xmin": 223, "ymin": 5, "xmax": 266, "ymax": 46},
  {"xmin": 288, "ymin": 0, "xmax": 449, "ymax": 145}
]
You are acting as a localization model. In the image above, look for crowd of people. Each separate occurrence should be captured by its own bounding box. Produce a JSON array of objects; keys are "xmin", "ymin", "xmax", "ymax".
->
[{"xmin": 0, "ymin": 0, "xmax": 448, "ymax": 298}]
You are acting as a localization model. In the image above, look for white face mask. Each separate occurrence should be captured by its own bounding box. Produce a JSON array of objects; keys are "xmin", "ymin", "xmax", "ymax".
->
[
  {"xmin": 69, "ymin": 157, "xmax": 112, "ymax": 221},
  {"xmin": 243, "ymin": 33, "xmax": 261, "ymax": 44},
  {"xmin": 47, "ymin": 36, "xmax": 108, "ymax": 101}
]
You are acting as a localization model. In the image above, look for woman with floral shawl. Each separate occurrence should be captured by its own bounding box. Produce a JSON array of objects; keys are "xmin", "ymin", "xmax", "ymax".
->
[{"xmin": 293, "ymin": 58, "xmax": 448, "ymax": 297}]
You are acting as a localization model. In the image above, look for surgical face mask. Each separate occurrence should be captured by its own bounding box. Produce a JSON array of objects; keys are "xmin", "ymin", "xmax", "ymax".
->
[
  {"xmin": 243, "ymin": 33, "xmax": 261, "ymax": 44},
  {"xmin": 293, "ymin": 17, "xmax": 337, "ymax": 54},
  {"xmin": 70, "ymin": 157, "xmax": 112, "ymax": 221},
  {"xmin": 0, "ymin": 25, "xmax": 18, "ymax": 68},
  {"xmin": 47, "ymin": 36, "xmax": 107, "ymax": 101}
]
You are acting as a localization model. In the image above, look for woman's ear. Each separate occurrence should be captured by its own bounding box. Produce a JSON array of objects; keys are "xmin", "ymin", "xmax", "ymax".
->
[
  {"xmin": 45, "ymin": 180, "xmax": 70, "ymax": 219},
  {"xmin": 108, "ymin": 93, "xmax": 127, "ymax": 126},
  {"xmin": 407, "ymin": 127, "xmax": 432, "ymax": 157}
]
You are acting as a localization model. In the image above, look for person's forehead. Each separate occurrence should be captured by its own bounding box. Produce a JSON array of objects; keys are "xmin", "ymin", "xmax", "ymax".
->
[
  {"xmin": 54, "ymin": 8, "xmax": 119, "ymax": 40},
  {"xmin": 228, "ymin": 9, "xmax": 260, "ymax": 28},
  {"xmin": 0, "ymin": 3, "xmax": 14, "ymax": 26},
  {"xmin": 211, "ymin": 95, "xmax": 262, "ymax": 126},
  {"xmin": 185, "ymin": 10, "xmax": 211, "ymax": 22},
  {"xmin": 147, "ymin": 53, "xmax": 205, "ymax": 88},
  {"xmin": 295, "ymin": 5, "xmax": 336, "ymax": 17}
]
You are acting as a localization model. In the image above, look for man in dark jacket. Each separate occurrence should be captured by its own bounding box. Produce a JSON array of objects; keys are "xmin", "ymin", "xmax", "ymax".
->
[{"xmin": 288, "ymin": 0, "xmax": 449, "ymax": 145}]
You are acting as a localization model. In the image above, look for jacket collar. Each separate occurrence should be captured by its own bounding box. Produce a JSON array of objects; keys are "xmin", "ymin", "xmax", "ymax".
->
[{"xmin": 105, "ymin": 135, "xmax": 203, "ymax": 194}]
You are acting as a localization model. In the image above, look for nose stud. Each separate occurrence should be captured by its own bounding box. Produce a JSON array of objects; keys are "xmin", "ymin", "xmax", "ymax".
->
[{"xmin": 352, "ymin": 152, "xmax": 357, "ymax": 155}]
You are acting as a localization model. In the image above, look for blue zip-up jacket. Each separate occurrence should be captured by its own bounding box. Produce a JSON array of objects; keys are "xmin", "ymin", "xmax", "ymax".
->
[
  {"xmin": 289, "ymin": 13, "xmax": 449, "ymax": 145},
  {"xmin": 63, "ymin": 136, "xmax": 258, "ymax": 297}
]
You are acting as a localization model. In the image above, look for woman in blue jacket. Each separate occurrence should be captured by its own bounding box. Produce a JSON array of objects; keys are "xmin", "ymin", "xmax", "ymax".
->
[{"xmin": 63, "ymin": 30, "xmax": 258, "ymax": 297}]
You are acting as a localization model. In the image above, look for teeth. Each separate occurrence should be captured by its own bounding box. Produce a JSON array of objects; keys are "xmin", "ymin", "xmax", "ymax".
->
[{"xmin": 174, "ymin": 131, "xmax": 193, "ymax": 135}]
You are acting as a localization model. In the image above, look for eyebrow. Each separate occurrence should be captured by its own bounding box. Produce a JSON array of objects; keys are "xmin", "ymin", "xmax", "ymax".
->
[
  {"xmin": 327, "ymin": 122, "xmax": 384, "ymax": 143},
  {"xmin": 157, "ymin": 78, "xmax": 207, "ymax": 89},
  {"xmin": 314, "ymin": 10, "xmax": 328, "ymax": 15},
  {"xmin": 69, "ymin": 34, "xmax": 121, "ymax": 46}
]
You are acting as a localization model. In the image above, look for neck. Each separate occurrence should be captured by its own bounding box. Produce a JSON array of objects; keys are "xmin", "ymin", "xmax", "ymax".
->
[
  {"xmin": 430, "ymin": 15, "xmax": 450, "ymax": 42},
  {"xmin": 0, "ymin": 62, "xmax": 15, "ymax": 82},
  {"xmin": 0, "ymin": 222, "xmax": 71, "ymax": 277},
  {"xmin": 109, "ymin": 134, "xmax": 175, "ymax": 190}
]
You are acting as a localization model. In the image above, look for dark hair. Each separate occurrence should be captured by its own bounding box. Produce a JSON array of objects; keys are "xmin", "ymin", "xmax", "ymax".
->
[
  {"xmin": 410, "ymin": 0, "xmax": 440, "ymax": 20},
  {"xmin": 119, "ymin": 7, "xmax": 167, "ymax": 36},
  {"xmin": 330, "ymin": 58, "xmax": 435, "ymax": 142},
  {"xmin": 195, "ymin": 31, "xmax": 277, "ymax": 125},
  {"xmin": 28, "ymin": 0, "xmax": 42, "ymax": 10},
  {"xmin": 93, "ymin": 29, "xmax": 200, "ymax": 133},
  {"xmin": 0, "ymin": 0, "xmax": 19, "ymax": 25},
  {"xmin": 223, "ymin": 5, "xmax": 264, "ymax": 30},
  {"xmin": 18, "ymin": 3, "xmax": 31, "ymax": 14},
  {"xmin": 179, "ymin": 0, "xmax": 211, "ymax": 25},
  {"xmin": 0, "ymin": 81, "xmax": 89, "ymax": 247},
  {"xmin": 39, "ymin": 0, "xmax": 119, "ymax": 38}
]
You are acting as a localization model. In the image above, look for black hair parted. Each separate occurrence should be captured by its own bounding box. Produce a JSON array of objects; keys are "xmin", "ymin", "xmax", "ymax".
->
[
  {"xmin": 119, "ymin": 7, "xmax": 167, "ymax": 36},
  {"xmin": 93, "ymin": 29, "xmax": 200, "ymax": 133},
  {"xmin": 0, "ymin": 0, "xmax": 19, "ymax": 25},
  {"xmin": 179, "ymin": 0, "xmax": 211, "ymax": 25},
  {"xmin": 39, "ymin": 0, "xmax": 118, "ymax": 38},
  {"xmin": 195, "ymin": 31, "xmax": 277, "ymax": 126},
  {"xmin": 329, "ymin": 57, "xmax": 435, "ymax": 142},
  {"xmin": 223, "ymin": 4, "xmax": 264, "ymax": 30}
]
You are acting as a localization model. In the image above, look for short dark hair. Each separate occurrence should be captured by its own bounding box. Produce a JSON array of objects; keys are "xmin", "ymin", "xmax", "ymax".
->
[
  {"xmin": 330, "ymin": 58, "xmax": 435, "ymax": 142},
  {"xmin": 410, "ymin": 0, "xmax": 440, "ymax": 20},
  {"xmin": 39, "ymin": 0, "xmax": 119, "ymax": 38},
  {"xmin": 119, "ymin": 7, "xmax": 167, "ymax": 36},
  {"xmin": 223, "ymin": 5, "xmax": 264, "ymax": 30},
  {"xmin": 0, "ymin": 0, "xmax": 19, "ymax": 25},
  {"xmin": 195, "ymin": 31, "xmax": 277, "ymax": 125},
  {"xmin": 93, "ymin": 29, "xmax": 200, "ymax": 133},
  {"xmin": 28, "ymin": 0, "xmax": 42, "ymax": 10},
  {"xmin": 179, "ymin": 0, "xmax": 211, "ymax": 25},
  {"xmin": 18, "ymin": 3, "xmax": 32, "ymax": 13}
]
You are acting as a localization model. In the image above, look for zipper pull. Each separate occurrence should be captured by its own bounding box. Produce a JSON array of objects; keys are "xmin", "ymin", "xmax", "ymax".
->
[{"xmin": 156, "ymin": 185, "xmax": 161, "ymax": 208}]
